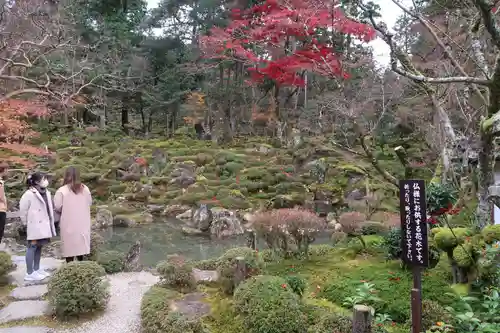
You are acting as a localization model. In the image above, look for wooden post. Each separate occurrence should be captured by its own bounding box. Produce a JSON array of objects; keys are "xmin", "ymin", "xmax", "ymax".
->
[
  {"xmin": 233, "ymin": 256, "xmax": 248, "ymax": 288},
  {"xmin": 352, "ymin": 305, "xmax": 372, "ymax": 333}
]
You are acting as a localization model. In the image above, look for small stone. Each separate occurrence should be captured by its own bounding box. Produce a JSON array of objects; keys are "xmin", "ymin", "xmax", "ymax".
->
[
  {"xmin": 0, "ymin": 300, "xmax": 51, "ymax": 324},
  {"xmin": 192, "ymin": 269, "xmax": 219, "ymax": 283},
  {"xmin": 0, "ymin": 327, "xmax": 53, "ymax": 333},
  {"xmin": 10, "ymin": 284, "xmax": 48, "ymax": 300}
]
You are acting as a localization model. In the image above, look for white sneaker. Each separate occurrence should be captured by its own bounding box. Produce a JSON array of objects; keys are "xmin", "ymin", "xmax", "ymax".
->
[
  {"xmin": 36, "ymin": 269, "xmax": 50, "ymax": 278},
  {"xmin": 24, "ymin": 271, "xmax": 45, "ymax": 281}
]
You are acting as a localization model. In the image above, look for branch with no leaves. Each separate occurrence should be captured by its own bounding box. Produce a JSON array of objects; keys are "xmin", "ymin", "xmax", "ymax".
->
[{"xmin": 357, "ymin": 2, "xmax": 490, "ymax": 86}]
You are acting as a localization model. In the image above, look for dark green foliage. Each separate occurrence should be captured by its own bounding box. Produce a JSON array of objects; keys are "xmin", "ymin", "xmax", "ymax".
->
[
  {"xmin": 382, "ymin": 227, "xmax": 402, "ymax": 261},
  {"xmin": 306, "ymin": 312, "xmax": 352, "ymax": 333},
  {"xmin": 284, "ymin": 275, "xmax": 307, "ymax": 297},
  {"xmin": 97, "ymin": 250, "xmax": 125, "ymax": 273},
  {"xmin": 0, "ymin": 251, "xmax": 14, "ymax": 285},
  {"xmin": 48, "ymin": 261, "xmax": 109, "ymax": 319},
  {"xmin": 233, "ymin": 275, "xmax": 307, "ymax": 333},
  {"xmin": 426, "ymin": 182, "xmax": 457, "ymax": 214}
]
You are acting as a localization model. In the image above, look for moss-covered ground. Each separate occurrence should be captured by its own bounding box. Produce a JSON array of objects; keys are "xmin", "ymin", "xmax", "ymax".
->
[
  {"xmin": 3, "ymin": 130, "xmax": 435, "ymax": 223},
  {"xmin": 187, "ymin": 239, "xmax": 455, "ymax": 333}
]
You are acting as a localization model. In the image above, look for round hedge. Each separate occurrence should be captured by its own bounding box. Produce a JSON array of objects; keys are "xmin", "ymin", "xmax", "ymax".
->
[
  {"xmin": 233, "ymin": 275, "xmax": 307, "ymax": 333},
  {"xmin": 307, "ymin": 312, "xmax": 352, "ymax": 333},
  {"xmin": 156, "ymin": 258, "xmax": 195, "ymax": 292},
  {"xmin": 48, "ymin": 261, "xmax": 109, "ymax": 319},
  {"xmin": 140, "ymin": 286, "xmax": 208, "ymax": 333},
  {"xmin": 97, "ymin": 250, "xmax": 125, "ymax": 274}
]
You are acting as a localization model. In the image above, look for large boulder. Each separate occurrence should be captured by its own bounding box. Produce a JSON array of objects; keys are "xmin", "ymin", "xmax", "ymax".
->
[
  {"xmin": 210, "ymin": 207, "xmax": 244, "ymax": 238},
  {"xmin": 192, "ymin": 204, "xmax": 213, "ymax": 232},
  {"xmin": 95, "ymin": 208, "xmax": 113, "ymax": 229}
]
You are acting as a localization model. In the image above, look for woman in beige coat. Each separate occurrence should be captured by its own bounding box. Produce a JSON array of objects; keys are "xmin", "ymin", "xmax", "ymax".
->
[{"xmin": 54, "ymin": 167, "xmax": 92, "ymax": 263}]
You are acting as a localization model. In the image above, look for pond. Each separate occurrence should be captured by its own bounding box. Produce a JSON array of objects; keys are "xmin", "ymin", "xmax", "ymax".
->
[
  {"xmin": 97, "ymin": 219, "xmax": 248, "ymax": 267},
  {"xmin": 96, "ymin": 219, "xmax": 333, "ymax": 268}
]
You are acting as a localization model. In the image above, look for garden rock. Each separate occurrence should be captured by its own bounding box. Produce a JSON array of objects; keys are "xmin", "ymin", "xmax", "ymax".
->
[
  {"xmin": 10, "ymin": 284, "xmax": 48, "ymax": 300},
  {"xmin": 210, "ymin": 208, "xmax": 244, "ymax": 237},
  {"xmin": 192, "ymin": 204, "xmax": 213, "ymax": 232},
  {"xmin": 8, "ymin": 256, "xmax": 63, "ymax": 286},
  {"xmin": 169, "ymin": 292, "xmax": 211, "ymax": 320},
  {"xmin": 123, "ymin": 241, "xmax": 142, "ymax": 272},
  {"xmin": 163, "ymin": 204, "xmax": 191, "ymax": 217},
  {"xmin": 176, "ymin": 209, "xmax": 192, "ymax": 220},
  {"xmin": 181, "ymin": 226, "xmax": 205, "ymax": 236},
  {"xmin": 95, "ymin": 208, "xmax": 113, "ymax": 229},
  {"xmin": 0, "ymin": 327, "xmax": 53, "ymax": 333},
  {"xmin": 192, "ymin": 268, "xmax": 219, "ymax": 283},
  {"xmin": 0, "ymin": 300, "xmax": 51, "ymax": 324}
]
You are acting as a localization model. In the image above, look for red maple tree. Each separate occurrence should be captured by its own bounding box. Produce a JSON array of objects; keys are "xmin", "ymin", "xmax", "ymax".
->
[
  {"xmin": 199, "ymin": 0, "xmax": 376, "ymax": 86},
  {"xmin": 0, "ymin": 99, "xmax": 53, "ymax": 166}
]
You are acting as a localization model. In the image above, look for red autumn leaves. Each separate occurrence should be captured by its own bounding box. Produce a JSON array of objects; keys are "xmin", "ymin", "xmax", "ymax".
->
[
  {"xmin": 427, "ymin": 203, "xmax": 461, "ymax": 225},
  {"xmin": 199, "ymin": 0, "xmax": 376, "ymax": 86}
]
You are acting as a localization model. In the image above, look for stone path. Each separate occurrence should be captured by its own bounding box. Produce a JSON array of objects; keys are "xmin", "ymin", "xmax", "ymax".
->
[
  {"xmin": 0, "ymin": 250, "xmax": 159, "ymax": 333},
  {"xmin": 55, "ymin": 272, "xmax": 158, "ymax": 333}
]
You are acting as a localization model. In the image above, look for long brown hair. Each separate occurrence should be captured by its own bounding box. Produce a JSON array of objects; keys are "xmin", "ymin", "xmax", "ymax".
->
[{"xmin": 63, "ymin": 167, "xmax": 83, "ymax": 193}]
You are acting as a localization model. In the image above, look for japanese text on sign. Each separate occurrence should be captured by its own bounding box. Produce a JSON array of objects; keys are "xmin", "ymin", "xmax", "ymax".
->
[{"xmin": 399, "ymin": 180, "xmax": 429, "ymax": 267}]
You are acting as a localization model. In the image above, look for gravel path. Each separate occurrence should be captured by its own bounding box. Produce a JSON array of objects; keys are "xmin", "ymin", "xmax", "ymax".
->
[{"xmin": 55, "ymin": 271, "xmax": 159, "ymax": 333}]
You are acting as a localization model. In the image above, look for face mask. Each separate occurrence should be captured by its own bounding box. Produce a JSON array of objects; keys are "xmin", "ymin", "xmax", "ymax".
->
[{"xmin": 39, "ymin": 179, "xmax": 49, "ymax": 188}]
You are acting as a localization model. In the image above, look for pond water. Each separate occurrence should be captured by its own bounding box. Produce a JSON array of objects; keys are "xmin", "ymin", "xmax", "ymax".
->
[
  {"xmin": 97, "ymin": 219, "xmax": 248, "ymax": 267},
  {"xmin": 96, "ymin": 219, "xmax": 333, "ymax": 268}
]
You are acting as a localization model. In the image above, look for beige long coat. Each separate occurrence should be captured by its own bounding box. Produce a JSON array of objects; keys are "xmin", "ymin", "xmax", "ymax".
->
[
  {"xmin": 19, "ymin": 188, "xmax": 57, "ymax": 240},
  {"xmin": 53, "ymin": 185, "xmax": 92, "ymax": 257}
]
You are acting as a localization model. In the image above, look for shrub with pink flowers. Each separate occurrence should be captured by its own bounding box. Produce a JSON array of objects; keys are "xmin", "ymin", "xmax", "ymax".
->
[{"xmin": 252, "ymin": 208, "xmax": 325, "ymax": 257}]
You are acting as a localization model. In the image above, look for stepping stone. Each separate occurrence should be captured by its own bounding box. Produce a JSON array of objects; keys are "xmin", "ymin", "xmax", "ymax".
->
[
  {"xmin": 170, "ymin": 292, "xmax": 211, "ymax": 320},
  {"xmin": 0, "ymin": 327, "xmax": 53, "ymax": 333},
  {"xmin": 8, "ymin": 256, "xmax": 62, "ymax": 286},
  {"xmin": 10, "ymin": 284, "xmax": 48, "ymax": 300},
  {"xmin": 192, "ymin": 268, "xmax": 219, "ymax": 282},
  {"xmin": 0, "ymin": 300, "xmax": 51, "ymax": 324}
]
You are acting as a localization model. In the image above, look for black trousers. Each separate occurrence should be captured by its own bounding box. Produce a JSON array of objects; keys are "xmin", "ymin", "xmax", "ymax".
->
[
  {"xmin": 65, "ymin": 256, "xmax": 84, "ymax": 263},
  {"xmin": 0, "ymin": 212, "xmax": 6, "ymax": 244}
]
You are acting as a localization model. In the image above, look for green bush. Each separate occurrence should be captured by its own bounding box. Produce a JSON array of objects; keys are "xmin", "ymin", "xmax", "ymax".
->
[
  {"xmin": 422, "ymin": 299, "xmax": 450, "ymax": 331},
  {"xmin": 140, "ymin": 286, "xmax": 208, "ymax": 333},
  {"xmin": 216, "ymin": 247, "xmax": 263, "ymax": 294},
  {"xmin": 308, "ymin": 244, "xmax": 335, "ymax": 257},
  {"xmin": 481, "ymin": 225, "xmax": 500, "ymax": 244},
  {"xmin": 48, "ymin": 261, "xmax": 109, "ymax": 319},
  {"xmin": 233, "ymin": 275, "xmax": 307, "ymax": 333},
  {"xmin": 156, "ymin": 257, "xmax": 196, "ymax": 292},
  {"xmin": 0, "ymin": 251, "xmax": 14, "ymax": 285},
  {"xmin": 284, "ymin": 275, "xmax": 307, "ymax": 297},
  {"xmin": 193, "ymin": 259, "xmax": 218, "ymax": 270},
  {"xmin": 360, "ymin": 221, "xmax": 388, "ymax": 235},
  {"xmin": 307, "ymin": 312, "xmax": 352, "ymax": 333},
  {"xmin": 433, "ymin": 228, "xmax": 472, "ymax": 252},
  {"xmin": 382, "ymin": 227, "xmax": 402, "ymax": 261},
  {"xmin": 97, "ymin": 251, "xmax": 125, "ymax": 274}
]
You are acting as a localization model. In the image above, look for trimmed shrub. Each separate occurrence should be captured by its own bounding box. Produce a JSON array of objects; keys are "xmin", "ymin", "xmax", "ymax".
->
[
  {"xmin": 308, "ymin": 244, "xmax": 335, "ymax": 257},
  {"xmin": 284, "ymin": 275, "xmax": 307, "ymax": 297},
  {"xmin": 360, "ymin": 221, "xmax": 388, "ymax": 235},
  {"xmin": 422, "ymin": 299, "xmax": 450, "ymax": 331},
  {"xmin": 156, "ymin": 255, "xmax": 196, "ymax": 292},
  {"xmin": 48, "ymin": 261, "xmax": 109, "ymax": 319},
  {"xmin": 0, "ymin": 251, "xmax": 14, "ymax": 285},
  {"xmin": 97, "ymin": 250, "xmax": 125, "ymax": 274},
  {"xmin": 233, "ymin": 275, "xmax": 307, "ymax": 333},
  {"xmin": 140, "ymin": 286, "xmax": 207, "ymax": 333},
  {"xmin": 382, "ymin": 227, "xmax": 402, "ymax": 261},
  {"xmin": 307, "ymin": 312, "xmax": 352, "ymax": 333},
  {"xmin": 216, "ymin": 247, "xmax": 263, "ymax": 294},
  {"xmin": 193, "ymin": 258, "xmax": 218, "ymax": 270}
]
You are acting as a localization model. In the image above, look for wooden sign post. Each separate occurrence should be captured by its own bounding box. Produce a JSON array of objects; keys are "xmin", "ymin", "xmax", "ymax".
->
[{"xmin": 399, "ymin": 180, "xmax": 429, "ymax": 333}]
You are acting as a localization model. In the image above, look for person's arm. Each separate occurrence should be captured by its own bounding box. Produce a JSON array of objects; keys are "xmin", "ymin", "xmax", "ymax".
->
[
  {"xmin": 0, "ymin": 181, "xmax": 6, "ymax": 206},
  {"xmin": 19, "ymin": 192, "xmax": 30, "ymax": 225},
  {"xmin": 85, "ymin": 185, "xmax": 92, "ymax": 206},
  {"xmin": 53, "ymin": 189, "xmax": 63, "ymax": 213}
]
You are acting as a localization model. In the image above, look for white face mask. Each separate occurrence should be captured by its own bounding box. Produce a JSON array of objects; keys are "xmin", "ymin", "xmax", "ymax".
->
[{"xmin": 39, "ymin": 179, "xmax": 49, "ymax": 188}]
